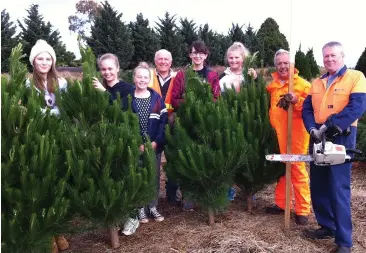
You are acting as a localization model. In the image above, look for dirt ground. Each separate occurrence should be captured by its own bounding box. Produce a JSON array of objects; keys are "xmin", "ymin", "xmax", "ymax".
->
[{"xmin": 65, "ymin": 162, "xmax": 365, "ymax": 253}]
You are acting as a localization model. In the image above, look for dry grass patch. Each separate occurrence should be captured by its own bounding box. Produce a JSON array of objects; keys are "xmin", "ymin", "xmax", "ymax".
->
[{"xmin": 65, "ymin": 163, "xmax": 365, "ymax": 253}]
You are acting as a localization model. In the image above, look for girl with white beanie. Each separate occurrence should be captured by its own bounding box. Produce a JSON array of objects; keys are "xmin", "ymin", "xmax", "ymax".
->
[
  {"xmin": 26, "ymin": 39, "xmax": 67, "ymax": 116},
  {"xmin": 27, "ymin": 39, "xmax": 69, "ymax": 253}
]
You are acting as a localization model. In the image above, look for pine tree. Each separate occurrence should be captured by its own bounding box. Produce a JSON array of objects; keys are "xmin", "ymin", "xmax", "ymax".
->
[
  {"xmin": 1, "ymin": 44, "xmax": 71, "ymax": 253},
  {"xmin": 86, "ymin": 1, "xmax": 134, "ymax": 69},
  {"xmin": 306, "ymin": 48, "xmax": 319, "ymax": 78},
  {"xmin": 179, "ymin": 17, "xmax": 198, "ymax": 65},
  {"xmin": 216, "ymin": 34, "xmax": 232, "ymax": 66},
  {"xmin": 228, "ymin": 23, "xmax": 246, "ymax": 44},
  {"xmin": 257, "ymin": 18, "xmax": 289, "ymax": 66},
  {"xmin": 295, "ymin": 45, "xmax": 312, "ymax": 81},
  {"xmin": 199, "ymin": 24, "xmax": 225, "ymax": 66},
  {"xmin": 129, "ymin": 13, "xmax": 160, "ymax": 68},
  {"xmin": 355, "ymin": 47, "xmax": 366, "ymax": 76},
  {"xmin": 57, "ymin": 47, "xmax": 156, "ymax": 248},
  {"xmin": 165, "ymin": 68, "xmax": 248, "ymax": 225},
  {"xmin": 155, "ymin": 12, "xmax": 184, "ymax": 67},
  {"xmin": 18, "ymin": 4, "xmax": 75, "ymax": 69},
  {"xmin": 223, "ymin": 55, "xmax": 285, "ymax": 211},
  {"xmin": 243, "ymin": 24, "xmax": 260, "ymax": 54},
  {"xmin": 1, "ymin": 9, "xmax": 18, "ymax": 73}
]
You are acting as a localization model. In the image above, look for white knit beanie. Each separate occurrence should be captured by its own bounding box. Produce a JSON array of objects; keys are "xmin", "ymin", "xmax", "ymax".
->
[{"xmin": 29, "ymin": 39, "xmax": 56, "ymax": 66}]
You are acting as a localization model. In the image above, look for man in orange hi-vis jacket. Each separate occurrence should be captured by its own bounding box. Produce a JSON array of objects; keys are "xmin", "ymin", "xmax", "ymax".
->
[{"xmin": 265, "ymin": 49, "xmax": 311, "ymax": 226}]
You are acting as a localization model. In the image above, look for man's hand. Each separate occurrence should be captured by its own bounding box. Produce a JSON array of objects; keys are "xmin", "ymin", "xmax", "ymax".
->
[
  {"xmin": 310, "ymin": 125, "xmax": 328, "ymax": 141},
  {"xmin": 276, "ymin": 92, "xmax": 298, "ymax": 110}
]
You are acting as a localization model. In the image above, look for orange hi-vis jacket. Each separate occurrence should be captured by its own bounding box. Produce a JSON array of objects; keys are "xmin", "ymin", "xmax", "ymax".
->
[
  {"xmin": 307, "ymin": 66, "xmax": 366, "ymax": 129},
  {"xmin": 266, "ymin": 69, "xmax": 311, "ymax": 215},
  {"xmin": 149, "ymin": 69, "xmax": 176, "ymax": 115}
]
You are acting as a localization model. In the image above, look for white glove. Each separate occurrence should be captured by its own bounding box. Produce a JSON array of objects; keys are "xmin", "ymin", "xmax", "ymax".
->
[
  {"xmin": 50, "ymin": 108, "xmax": 60, "ymax": 116},
  {"xmin": 310, "ymin": 124, "xmax": 327, "ymax": 141},
  {"xmin": 40, "ymin": 107, "xmax": 60, "ymax": 116}
]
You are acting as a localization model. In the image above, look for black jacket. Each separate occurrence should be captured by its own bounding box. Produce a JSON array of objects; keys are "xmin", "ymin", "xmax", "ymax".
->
[{"xmin": 106, "ymin": 80, "xmax": 134, "ymax": 110}]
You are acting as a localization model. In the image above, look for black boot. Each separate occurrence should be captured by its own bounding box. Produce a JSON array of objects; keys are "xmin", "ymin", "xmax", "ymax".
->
[
  {"xmin": 265, "ymin": 204, "xmax": 284, "ymax": 214},
  {"xmin": 295, "ymin": 215, "xmax": 309, "ymax": 226},
  {"xmin": 303, "ymin": 226, "xmax": 335, "ymax": 239}
]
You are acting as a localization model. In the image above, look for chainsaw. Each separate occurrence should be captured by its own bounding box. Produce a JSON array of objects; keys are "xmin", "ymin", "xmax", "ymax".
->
[{"xmin": 266, "ymin": 129, "xmax": 365, "ymax": 166}]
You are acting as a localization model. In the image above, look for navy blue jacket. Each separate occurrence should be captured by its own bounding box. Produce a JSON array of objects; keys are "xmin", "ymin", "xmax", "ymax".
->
[
  {"xmin": 105, "ymin": 80, "xmax": 134, "ymax": 110},
  {"xmin": 132, "ymin": 87, "xmax": 168, "ymax": 154}
]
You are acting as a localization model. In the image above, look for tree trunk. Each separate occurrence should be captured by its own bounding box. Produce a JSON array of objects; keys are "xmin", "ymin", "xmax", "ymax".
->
[
  {"xmin": 246, "ymin": 194, "xmax": 254, "ymax": 213},
  {"xmin": 208, "ymin": 208, "xmax": 215, "ymax": 225},
  {"xmin": 109, "ymin": 227, "xmax": 120, "ymax": 249}
]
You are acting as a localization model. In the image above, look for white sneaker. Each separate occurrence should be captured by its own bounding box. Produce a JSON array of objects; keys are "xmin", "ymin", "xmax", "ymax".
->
[
  {"xmin": 122, "ymin": 217, "xmax": 140, "ymax": 236},
  {"xmin": 149, "ymin": 206, "xmax": 164, "ymax": 222}
]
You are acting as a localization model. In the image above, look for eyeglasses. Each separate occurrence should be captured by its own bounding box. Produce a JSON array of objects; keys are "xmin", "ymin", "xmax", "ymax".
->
[{"xmin": 190, "ymin": 52, "xmax": 206, "ymax": 56}]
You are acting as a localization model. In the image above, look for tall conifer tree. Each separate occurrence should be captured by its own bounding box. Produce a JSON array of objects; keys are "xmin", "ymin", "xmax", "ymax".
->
[
  {"xmin": 1, "ymin": 9, "xmax": 18, "ymax": 73},
  {"xmin": 155, "ymin": 12, "xmax": 184, "ymax": 67},
  {"xmin": 129, "ymin": 13, "xmax": 160, "ymax": 68},
  {"xmin": 257, "ymin": 18, "xmax": 289, "ymax": 66},
  {"xmin": 87, "ymin": 1, "xmax": 134, "ymax": 69}
]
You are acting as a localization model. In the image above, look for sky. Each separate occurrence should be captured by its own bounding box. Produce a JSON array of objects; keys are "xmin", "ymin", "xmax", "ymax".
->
[{"xmin": 2, "ymin": 0, "xmax": 365, "ymax": 67}]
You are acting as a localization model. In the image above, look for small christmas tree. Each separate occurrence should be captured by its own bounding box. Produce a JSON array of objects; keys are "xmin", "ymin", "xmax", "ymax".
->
[
  {"xmin": 223, "ymin": 59, "xmax": 285, "ymax": 212},
  {"xmin": 1, "ymin": 44, "xmax": 71, "ymax": 253},
  {"xmin": 57, "ymin": 47, "xmax": 156, "ymax": 248},
  {"xmin": 165, "ymin": 68, "xmax": 248, "ymax": 225}
]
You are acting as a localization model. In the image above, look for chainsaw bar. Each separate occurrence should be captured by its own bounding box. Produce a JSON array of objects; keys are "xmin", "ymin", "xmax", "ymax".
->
[{"xmin": 265, "ymin": 154, "xmax": 314, "ymax": 162}]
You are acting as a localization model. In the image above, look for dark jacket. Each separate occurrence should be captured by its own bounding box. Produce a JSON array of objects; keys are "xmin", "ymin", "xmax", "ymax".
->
[
  {"xmin": 132, "ymin": 87, "xmax": 168, "ymax": 154},
  {"xmin": 105, "ymin": 80, "xmax": 134, "ymax": 110},
  {"xmin": 171, "ymin": 66, "xmax": 220, "ymax": 110}
]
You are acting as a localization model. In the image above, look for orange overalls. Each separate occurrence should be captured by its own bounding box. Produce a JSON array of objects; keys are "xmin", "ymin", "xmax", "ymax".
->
[{"xmin": 266, "ymin": 70, "xmax": 311, "ymax": 216}]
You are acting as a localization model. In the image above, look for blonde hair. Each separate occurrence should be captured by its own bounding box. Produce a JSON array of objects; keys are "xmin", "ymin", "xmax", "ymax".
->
[
  {"xmin": 137, "ymin": 61, "xmax": 150, "ymax": 68},
  {"xmin": 225, "ymin": 42, "xmax": 250, "ymax": 64},
  {"xmin": 32, "ymin": 58, "xmax": 59, "ymax": 93},
  {"xmin": 133, "ymin": 63, "xmax": 151, "ymax": 79},
  {"xmin": 97, "ymin": 53, "xmax": 120, "ymax": 89}
]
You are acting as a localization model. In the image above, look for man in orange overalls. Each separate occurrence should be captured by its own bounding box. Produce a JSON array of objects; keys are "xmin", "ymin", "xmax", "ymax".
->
[{"xmin": 265, "ymin": 49, "xmax": 311, "ymax": 225}]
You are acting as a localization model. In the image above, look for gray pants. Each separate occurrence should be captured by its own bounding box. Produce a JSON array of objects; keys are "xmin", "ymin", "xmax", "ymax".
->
[{"xmin": 148, "ymin": 153, "xmax": 162, "ymax": 208}]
